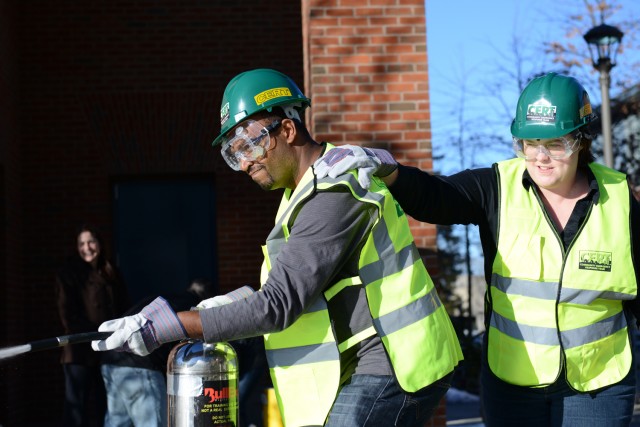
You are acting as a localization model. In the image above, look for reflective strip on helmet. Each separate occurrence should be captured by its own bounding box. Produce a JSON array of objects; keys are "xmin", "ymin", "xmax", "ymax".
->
[{"xmin": 373, "ymin": 287, "xmax": 442, "ymax": 337}]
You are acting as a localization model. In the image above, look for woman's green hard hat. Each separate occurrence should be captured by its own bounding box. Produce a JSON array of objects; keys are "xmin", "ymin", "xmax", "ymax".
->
[{"xmin": 511, "ymin": 72, "xmax": 596, "ymax": 139}]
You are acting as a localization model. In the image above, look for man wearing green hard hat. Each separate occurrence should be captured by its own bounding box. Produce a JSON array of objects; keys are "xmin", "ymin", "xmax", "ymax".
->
[
  {"xmin": 92, "ymin": 68, "xmax": 463, "ymax": 427},
  {"xmin": 311, "ymin": 72, "xmax": 640, "ymax": 426}
]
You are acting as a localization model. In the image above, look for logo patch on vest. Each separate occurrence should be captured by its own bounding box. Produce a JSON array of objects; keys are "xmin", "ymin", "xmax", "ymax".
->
[{"xmin": 579, "ymin": 250, "xmax": 612, "ymax": 272}]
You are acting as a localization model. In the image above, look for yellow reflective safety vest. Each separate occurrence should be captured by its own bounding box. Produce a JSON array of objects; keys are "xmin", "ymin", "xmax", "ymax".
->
[
  {"xmin": 490, "ymin": 159, "xmax": 637, "ymax": 392},
  {"xmin": 259, "ymin": 145, "xmax": 462, "ymax": 426}
]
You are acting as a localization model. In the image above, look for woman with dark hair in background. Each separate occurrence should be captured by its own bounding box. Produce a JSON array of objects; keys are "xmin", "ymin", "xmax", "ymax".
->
[{"xmin": 56, "ymin": 224, "xmax": 129, "ymax": 427}]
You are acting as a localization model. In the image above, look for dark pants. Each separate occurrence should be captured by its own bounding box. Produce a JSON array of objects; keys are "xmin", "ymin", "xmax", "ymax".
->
[
  {"xmin": 62, "ymin": 364, "xmax": 107, "ymax": 427},
  {"xmin": 481, "ymin": 362, "xmax": 636, "ymax": 427}
]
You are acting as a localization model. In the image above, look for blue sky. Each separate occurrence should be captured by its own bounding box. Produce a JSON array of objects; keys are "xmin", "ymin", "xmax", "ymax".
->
[{"xmin": 426, "ymin": 0, "xmax": 640, "ymax": 170}]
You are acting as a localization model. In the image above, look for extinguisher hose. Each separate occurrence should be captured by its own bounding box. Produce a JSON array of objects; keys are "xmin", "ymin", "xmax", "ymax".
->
[{"xmin": 0, "ymin": 331, "xmax": 113, "ymax": 361}]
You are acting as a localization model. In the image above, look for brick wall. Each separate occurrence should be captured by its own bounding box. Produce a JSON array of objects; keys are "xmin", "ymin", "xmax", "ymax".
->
[
  {"xmin": 304, "ymin": 0, "xmax": 436, "ymax": 251},
  {"xmin": 305, "ymin": 1, "xmax": 444, "ymax": 426}
]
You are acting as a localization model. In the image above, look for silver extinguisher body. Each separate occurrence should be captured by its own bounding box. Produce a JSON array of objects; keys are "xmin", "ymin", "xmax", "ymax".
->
[{"xmin": 167, "ymin": 340, "xmax": 239, "ymax": 427}]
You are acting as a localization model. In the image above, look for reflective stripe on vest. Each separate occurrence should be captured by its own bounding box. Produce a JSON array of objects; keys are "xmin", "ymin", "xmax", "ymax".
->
[
  {"xmin": 260, "ymin": 144, "xmax": 462, "ymax": 426},
  {"xmin": 490, "ymin": 159, "xmax": 636, "ymax": 391}
]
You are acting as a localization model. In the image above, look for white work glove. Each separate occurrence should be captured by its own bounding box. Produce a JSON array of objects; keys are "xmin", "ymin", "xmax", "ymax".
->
[
  {"xmin": 195, "ymin": 285, "xmax": 255, "ymax": 310},
  {"xmin": 91, "ymin": 297, "xmax": 186, "ymax": 356},
  {"xmin": 313, "ymin": 145, "xmax": 397, "ymax": 189}
]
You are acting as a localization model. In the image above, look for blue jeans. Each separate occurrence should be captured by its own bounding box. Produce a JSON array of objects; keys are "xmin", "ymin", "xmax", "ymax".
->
[
  {"xmin": 100, "ymin": 364, "xmax": 167, "ymax": 427},
  {"xmin": 481, "ymin": 363, "xmax": 636, "ymax": 427},
  {"xmin": 325, "ymin": 373, "xmax": 452, "ymax": 427}
]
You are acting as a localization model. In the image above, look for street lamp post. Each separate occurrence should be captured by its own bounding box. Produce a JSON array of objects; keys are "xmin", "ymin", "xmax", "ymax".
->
[{"xmin": 583, "ymin": 24, "xmax": 624, "ymax": 168}]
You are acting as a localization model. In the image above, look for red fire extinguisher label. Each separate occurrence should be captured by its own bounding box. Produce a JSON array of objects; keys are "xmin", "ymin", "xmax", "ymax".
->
[{"xmin": 197, "ymin": 379, "xmax": 238, "ymax": 426}]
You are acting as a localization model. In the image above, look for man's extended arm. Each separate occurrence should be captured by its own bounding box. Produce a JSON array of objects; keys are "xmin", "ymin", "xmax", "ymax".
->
[
  {"xmin": 93, "ymin": 190, "xmax": 376, "ymax": 354},
  {"xmin": 199, "ymin": 189, "xmax": 376, "ymax": 343}
]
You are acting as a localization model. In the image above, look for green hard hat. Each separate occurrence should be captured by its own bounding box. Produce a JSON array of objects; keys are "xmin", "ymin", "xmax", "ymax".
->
[
  {"xmin": 510, "ymin": 72, "xmax": 596, "ymax": 139},
  {"xmin": 212, "ymin": 68, "xmax": 311, "ymax": 147}
]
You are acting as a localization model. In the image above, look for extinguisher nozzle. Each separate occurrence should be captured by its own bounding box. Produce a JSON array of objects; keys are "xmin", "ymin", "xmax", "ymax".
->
[{"xmin": 0, "ymin": 344, "xmax": 32, "ymax": 361}]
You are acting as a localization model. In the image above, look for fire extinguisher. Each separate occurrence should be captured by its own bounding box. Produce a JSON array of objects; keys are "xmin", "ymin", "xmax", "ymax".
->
[{"xmin": 167, "ymin": 340, "xmax": 239, "ymax": 427}]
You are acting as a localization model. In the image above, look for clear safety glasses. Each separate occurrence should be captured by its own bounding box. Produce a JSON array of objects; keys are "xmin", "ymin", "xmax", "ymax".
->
[
  {"xmin": 513, "ymin": 132, "xmax": 581, "ymax": 161},
  {"xmin": 220, "ymin": 120, "xmax": 281, "ymax": 171}
]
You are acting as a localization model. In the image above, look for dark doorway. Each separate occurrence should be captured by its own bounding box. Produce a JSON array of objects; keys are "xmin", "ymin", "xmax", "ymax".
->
[{"xmin": 113, "ymin": 177, "xmax": 217, "ymax": 302}]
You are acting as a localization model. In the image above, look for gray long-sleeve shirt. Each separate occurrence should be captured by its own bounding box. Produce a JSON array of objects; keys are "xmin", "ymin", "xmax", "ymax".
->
[{"xmin": 200, "ymin": 187, "xmax": 392, "ymax": 377}]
